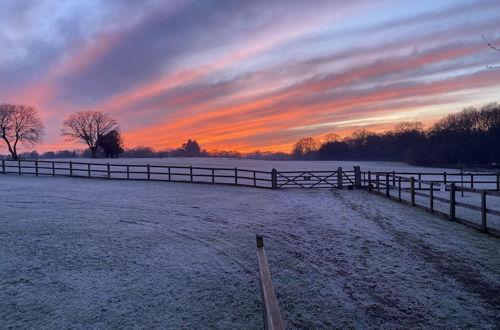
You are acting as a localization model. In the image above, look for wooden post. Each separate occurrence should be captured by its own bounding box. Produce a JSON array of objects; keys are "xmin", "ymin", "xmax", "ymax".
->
[
  {"xmin": 418, "ymin": 173, "xmax": 422, "ymax": 190},
  {"xmin": 253, "ymin": 171, "xmax": 257, "ymax": 187},
  {"xmin": 368, "ymin": 171, "xmax": 372, "ymax": 191},
  {"xmin": 69, "ymin": 161, "xmax": 73, "ymax": 176},
  {"xmin": 470, "ymin": 174, "xmax": 473, "ymax": 189},
  {"xmin": 398, "ymin": 177, "xmax": 402, "ymax": 201},
  {"xmin": 376, "ymin": 174, "xmax": 380, "ymax": 193},
  {"xmin": 235, "ymin": 167, "xmax": 238, "ymax": 185},
  {"xmin": 35, "ymin": 160, "xmax": 38, "ymax": 176},
  {"xmin": 107, "ymin": 163, "xmax": 111, "ymax": 179},
  {"xmin": 481, "ymin": 191, "xmax": 487, "ymax": 232},
  {"xmin": 443, "ymin": 172, "xmax": 447, "ymax": 185},
  {"xmin": 168, "ymin": 167, "xmax": 171, "ymax": 181},
  {"xmin": 392, "ymin": 171, "xmax": 396, "ymax": 186},
  {"xmin": 52, "ymin": 162, "xmax": 55, "ymax": 176},
  {"xmin": 126, "ymin": 165, "xmax": 129, "ymax": 180},
  {"xmin": 385, "ymin": 174, "xmax": 390, "ymax": 197},
  {"xmin": 271, "ymin": 169, "xmax": 277, "ymax": 190},
  {"xmin": 1, "ymin": 159, "xmax": 4, "ymax": 173},
  {"xmin": 18, "ymin": 159, "xmax": 21, "ymax": 175},
  {"xmin": 147, "ymin": 164, "xmax": 150, "ymax": 180},
  {"xmin": 88, "ymin": 164, "xmax": 91, "ymax": 178},
  {"xmin": 410, "ymin": 177, "xmax": 415, "ymax": 206},
  {"xmin": 354, "ymin": 166, "xmax": 361, "ymax": 188},
  {"xmin": 430, "ymin": 182, "xmax": 434, "ymax": 212},
  {"xmin": 211, "ymin": 169, "xmax": 215, "ymax": 184},
  {"xmin": 449, "ymin": 183, "xmax": 456, "ymax": 220},
  {"xmin": 337, "ymin": 167, "xmax": 343, "ymax": 189},
  {"xmin": 190, "ymin": 166, "xmax": 193, "ymax": 182},
  {"xmin": 497, "ymin": 172, "xmax": 500, "ymax": 191}
]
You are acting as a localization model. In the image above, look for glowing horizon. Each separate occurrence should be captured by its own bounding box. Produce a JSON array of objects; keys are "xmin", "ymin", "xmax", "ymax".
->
[{"xmin": 1, "ymin": 0, "xmax": 499, "ymax": 154}]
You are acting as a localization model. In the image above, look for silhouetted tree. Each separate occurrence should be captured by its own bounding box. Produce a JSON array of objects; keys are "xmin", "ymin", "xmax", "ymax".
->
[
  {"xmin": 182, "ymin": 139, "xmax": 201, "ymax": 157},
  {"xmin": 291, "ymin": 137, "xmax": 319, "ymax": 160},
  {"xmin": 61, "ymin": 111, "xmax": 119, "ymax": 158},
  {"xmin": 0, "ymin": 103, "xmax": 44, "ymax": 160},
  {"xmin": 97, "ymin": 129, "xmax": 124, "ymax": 158}
]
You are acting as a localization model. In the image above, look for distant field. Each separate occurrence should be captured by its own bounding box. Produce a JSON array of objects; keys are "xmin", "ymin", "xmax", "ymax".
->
[{"xmin": 1, "ymin": 174, "xmax": 499, "ymax": 329}]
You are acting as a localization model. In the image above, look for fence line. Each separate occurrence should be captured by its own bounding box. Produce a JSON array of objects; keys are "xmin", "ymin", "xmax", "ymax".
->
[
  {"xmin": 0, "ymin": 159, "xmax": 275, "ymax": 189},
  {"xmin": 361, "ymin": 171, "xmax": 500, "ymax": 235}
]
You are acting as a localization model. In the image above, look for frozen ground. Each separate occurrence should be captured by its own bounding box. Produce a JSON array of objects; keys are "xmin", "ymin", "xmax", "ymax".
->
[{"xmin": 1, "ymin": 175, "xmax": 499, "ymax": 329}]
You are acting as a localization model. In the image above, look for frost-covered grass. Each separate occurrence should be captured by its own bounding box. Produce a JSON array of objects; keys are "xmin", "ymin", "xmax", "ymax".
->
[{"xmin": 1, "ymin": 175, "xmax": 499, "ymax": 329}]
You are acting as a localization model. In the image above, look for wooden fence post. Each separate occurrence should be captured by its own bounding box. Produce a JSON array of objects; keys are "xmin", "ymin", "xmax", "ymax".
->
[
  {"xmin": 418, "ymin": 173, "xmax": 422, "ymax": 190},
  {"xmin": 354, "ymin": 166, "xmax": 361, "ymax": 188},
  {"xmin": 410, "ymin": 177, "xmax": 415, "ymax": 206},
  {"xmin": 107, "ymin": 163, "xmax": 111, "ymax": 179},
  {"xmin": 271, "ymin": 169, "xmax": 277, "ymax": 190},
  {"xmin": 398, "ymin": 177, "xmax": 402, "ymax": 201},
  {"xmin": 190, "ymin": 166, "xmax": 193, "ymax": 182},
  {"xmin": 385, "ymin": 174, "xmax": 390, "ymax": 197},
  {"xmin": 88, "ymin": 164, "xmax": 91, "ymax": 178},
  {"xmin": 52, "ymin": 162, "xmax": 55, "ymax": 176},
  {"xmin": 430, "ymin": 182, "xmax": 434, "ymax": 212},
  {"xmin": 392, "ymin": 171, "xmax": 396, "ymax": 186},
  {"xmin": 368, "ymin": 171, "xmax": 372, "ymax": 191},
  {"xmin": 235, "ymin": 167, "xmax": 238, "ymax": 185},
  {"xmin": 481, "ymin": 191, "xmax": 487, "ymax": 232},
  {"xmin": 211, "ymin": 169, "xmax": 215, "ymax": 184},
  {"xmin": 376, "ymin": 174, "xmax": 380, "ymax": 193},
  {"xmin": 470, "ymin": 174, "xmax": 474, "ymax": 189},
  {"xmin": 496, "ymin": 172, "xmax": 499, "ymax": 191},
  {"xmin": 147, "ymin": 164, "xmax": 150, "ymax": 180},
  {"xmin": 253, "ymin": 171, "xmax": 257, "ymax": 187},
  {"xmin": 69, "ymin": 161, "xmax": 73, "ymax": 176},
  {"xmin": 35, "ymin": 160, "xmax": 38, "ymax": 176},
  {"xmin": 443, "ymin": 172, "xmax": 447, "ymax": 185},
  {"xmin": 449, "ymin": 183, "xmax": 456, "ymax": 220},
  {"xmin": 168, "ymin": 167, "xmax": 171, "ymax": 181},
  {"xmin": 1, "ymin": 159, "xmax": 4, "ymax": 173},
  {"xmin": 337, "ymin": 167, "xmax": 343, "ymax": 189},
  {"xmin": 18, "ymin": 159, "xmax": 21, "ymax": 175}
]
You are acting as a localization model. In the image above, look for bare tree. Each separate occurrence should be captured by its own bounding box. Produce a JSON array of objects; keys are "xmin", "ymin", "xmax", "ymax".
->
[
  {"xmin": 61, "ymin": 111, "xmax": 119, "ymax": 158},
  {"xmin": 482, "ymin": 33, "xmax": 500, "ymax": 69},
  {"xmin": 0, "ymin": 103, "xmax": 44, "ymax": 160}
]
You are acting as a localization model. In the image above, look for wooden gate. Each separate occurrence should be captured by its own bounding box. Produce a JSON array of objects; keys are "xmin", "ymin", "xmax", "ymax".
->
[{"xmin": 275, "ymin": 168, "xmax": 356, "ymax": 189}]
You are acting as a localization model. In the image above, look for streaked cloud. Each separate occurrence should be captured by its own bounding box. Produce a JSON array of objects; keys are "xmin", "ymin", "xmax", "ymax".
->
[{"xmin": 1, "ymin": 0, "xmax": 499, "ymax": 152}]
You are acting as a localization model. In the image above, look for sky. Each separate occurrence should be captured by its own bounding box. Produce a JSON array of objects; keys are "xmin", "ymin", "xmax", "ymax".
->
[{"xmin": 1, "ymin": 0, "xmax": 499, "ymax": 153}]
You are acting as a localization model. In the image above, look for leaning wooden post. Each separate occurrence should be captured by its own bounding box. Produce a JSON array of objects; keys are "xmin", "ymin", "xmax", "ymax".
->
[
  {"xmin": 271, "ymin": 169, "xmax": 278, "ymax": 190},
  {"xmin": 337, "ymin": 167, "xmax": 343, "ymax": 189},
  {"xmin": 368, "ymin": 171, "xmax": 372, "ymax": 191},
  {"xmin": 35, "ymin": 160, "xmax": 39, "ymax": 176},
  {"xmin": 256, "ymin": 235, "xmax": 285, "ymax": 330},
  {"xmin": 481, "ymin": 191, "xmax": 487, "ymax": 232},
  {"xmin": 410, "ymin": 177, "xmax": 415, "ymax": 206},
  {"xmin": 429, "ymin": 182, "xmax": 434, "ymax": 212},
  {"xmin": 449, "ymin": 183, "xmax": 456, "ymax": 220}
]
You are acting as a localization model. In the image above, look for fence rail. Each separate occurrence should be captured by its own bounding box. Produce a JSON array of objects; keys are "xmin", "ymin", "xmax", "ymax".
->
[{"xmin": 361, "ymin": 171, "xmax": 500, "ymax": 235}]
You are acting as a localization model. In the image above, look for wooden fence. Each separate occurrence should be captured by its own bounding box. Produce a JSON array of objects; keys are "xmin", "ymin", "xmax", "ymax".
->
[
  {"xmin": 256, "ymin": 235, "xmax": 285, "ymax": 330},
  {"xmin": 361, "ymin": 172, "xmax": 500, "ymax": 235},
  {"xmin": 0, "ymin": 159, "xmax": 275, "ymax": 189}
]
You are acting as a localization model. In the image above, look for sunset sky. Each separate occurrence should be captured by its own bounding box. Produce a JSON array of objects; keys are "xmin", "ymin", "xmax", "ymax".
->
[{"xmin": 1, "ymin": 0, "xmax": 499, "ymax": 153}]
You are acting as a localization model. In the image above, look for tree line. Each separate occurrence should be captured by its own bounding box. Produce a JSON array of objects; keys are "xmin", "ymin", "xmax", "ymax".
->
[{"xmin": 292, "ymin": 103, "xmax": 500, "ymax": 166}]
